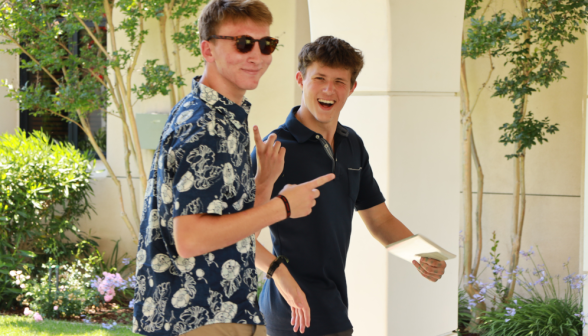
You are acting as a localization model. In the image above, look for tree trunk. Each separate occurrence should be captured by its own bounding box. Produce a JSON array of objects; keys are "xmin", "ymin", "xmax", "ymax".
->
[
  {"xmin": 158, "ymin": 11, "xmax": 177, "ymax": 108},
  {"xmin": 471, "ymin": 130, "xmax": 484, "ymax": 278}
]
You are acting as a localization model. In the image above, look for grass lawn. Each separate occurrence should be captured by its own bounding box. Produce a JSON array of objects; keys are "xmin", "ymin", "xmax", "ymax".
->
[{"xmin": 0, "ymin": 315, "xmax": 135, "ymax": 336}]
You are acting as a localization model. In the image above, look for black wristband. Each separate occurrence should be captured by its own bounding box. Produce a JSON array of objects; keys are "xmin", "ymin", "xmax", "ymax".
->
[
  {"xmin": 276, "ymin": 195, "xmax": 291, "ymax": 218},
  {"xmin": 266, "ymin": 255, "xmax": 289, "ymax": 279}
]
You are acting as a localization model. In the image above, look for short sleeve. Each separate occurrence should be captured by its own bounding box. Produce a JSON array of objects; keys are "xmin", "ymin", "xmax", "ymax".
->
[
  {"xmin": 170, "ymin": 134, "xmax": 229, "ymax": 218},
  {"xmin": 355, "ymin": 139, "xmax": 386, "ymax": 211}
]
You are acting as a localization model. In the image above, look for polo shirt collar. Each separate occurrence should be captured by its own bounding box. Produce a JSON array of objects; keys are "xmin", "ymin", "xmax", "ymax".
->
[{"xmin": 285, "ymin": 106, "xmax": 349, "ymax": 143}]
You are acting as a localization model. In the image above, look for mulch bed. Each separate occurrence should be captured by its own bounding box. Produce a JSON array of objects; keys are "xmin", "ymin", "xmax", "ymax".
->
[{"xmin": 0, "ymin": 302, "xmax": 133, "ymax": 325}]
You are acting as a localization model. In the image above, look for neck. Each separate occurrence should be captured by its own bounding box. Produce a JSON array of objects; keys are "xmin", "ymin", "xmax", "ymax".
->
[
  {"xmin": 199, "ymin": 65, "xmax": 245, "ymax": 105},
  {"xmin": 295, "ymin": 102, "xmax": 338, "ymax": 147}
]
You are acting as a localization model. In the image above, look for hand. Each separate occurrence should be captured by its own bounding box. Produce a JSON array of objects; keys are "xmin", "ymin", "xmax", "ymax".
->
[
  {"xmin": 278, "ymin": 173, "xmax": 335, "ymax": 218},
  {"xmin": 412, "ymin": 257, "xmax": 446, "ymax": 282},
  {"xmin": 272, "ymin": 265, "xmax": 310, "ymax": 333},
  {"xmin": 253, "ymin": 125, "xmax": 285, "ymax": 188}
]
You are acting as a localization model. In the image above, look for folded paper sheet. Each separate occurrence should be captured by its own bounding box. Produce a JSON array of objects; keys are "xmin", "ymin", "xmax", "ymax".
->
[{"xmin": 386, "ymin": 234, "xmax": 456, "ymax": 263}]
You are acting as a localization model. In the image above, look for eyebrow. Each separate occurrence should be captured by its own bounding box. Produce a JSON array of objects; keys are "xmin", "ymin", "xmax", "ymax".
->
[{"xmin": 315, "ymin": 73, "xmax": 349, "ymax": 82}]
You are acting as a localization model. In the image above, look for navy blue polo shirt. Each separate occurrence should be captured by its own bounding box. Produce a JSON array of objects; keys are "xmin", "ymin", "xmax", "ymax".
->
[{"xmin": 251, "ymin": 106, "xmax": 386, "ymax": 336}]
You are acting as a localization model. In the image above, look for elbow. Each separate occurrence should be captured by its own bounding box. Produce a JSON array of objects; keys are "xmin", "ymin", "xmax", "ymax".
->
[
  {"xmin": 175, "ymin": 237, "xmax": 209, "ymax": 259},
  {"xmin": 173, "ymin": 216, "xmax": 209, "ymax": 258}
]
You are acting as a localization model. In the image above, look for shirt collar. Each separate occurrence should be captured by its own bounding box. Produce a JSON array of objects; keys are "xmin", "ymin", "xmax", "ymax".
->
[
  {"xmin": 191, "ymin": 76, "xmax": 251, "ymax": 127},
  {"xmin": 285, "ymin": 106, "xmax": 349, "ymax": 143}
]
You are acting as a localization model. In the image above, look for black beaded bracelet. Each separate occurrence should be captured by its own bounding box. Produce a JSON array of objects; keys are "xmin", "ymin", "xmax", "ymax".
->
[{"xmin": 266, "ymin": 255, "xmax": 289, "ymax": 279}]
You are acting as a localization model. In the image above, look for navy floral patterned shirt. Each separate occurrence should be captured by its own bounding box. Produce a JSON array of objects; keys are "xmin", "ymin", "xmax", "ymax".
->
[{"xmin": 133, "ymin": 77, "xmax": 264, "ymax": 335}]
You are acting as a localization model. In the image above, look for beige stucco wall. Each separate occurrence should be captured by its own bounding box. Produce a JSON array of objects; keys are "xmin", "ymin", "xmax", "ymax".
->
[
  {"xmin": 0, "ymin": 37, "xmax": 19, "ymax": 135},
  {"xmin": 463, "ymin": 0, "xmax": 586, "ymax": 296}
]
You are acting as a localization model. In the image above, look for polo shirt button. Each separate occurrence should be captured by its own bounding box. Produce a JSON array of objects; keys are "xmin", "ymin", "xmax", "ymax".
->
[{"xmin": 315, "ymin": 135, "xmax": 320, "ymax": 139}]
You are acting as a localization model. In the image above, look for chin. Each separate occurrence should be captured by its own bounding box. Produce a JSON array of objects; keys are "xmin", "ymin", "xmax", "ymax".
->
[{"xmin": 238, "ymin": 79, "xmax": 261, "ymax": 91}]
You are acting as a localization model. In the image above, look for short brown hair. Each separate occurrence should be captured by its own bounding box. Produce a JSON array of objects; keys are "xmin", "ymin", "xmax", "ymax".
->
[
  {"xmin": 298, "ymin": 36, "xmax": 364, "ymax": 85},
  {"xmin": 198, "ymin": 0, "xmax": 273, "ymax": 42}
]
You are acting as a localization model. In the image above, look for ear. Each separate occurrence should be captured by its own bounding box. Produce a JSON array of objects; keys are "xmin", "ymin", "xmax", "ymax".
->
[
  {"xmin": 201, "ymin": 40, "xmax": 215, "ymax": 63},
  {"xmin": 349, "ymin": 80, "xmax": 358, "ymax": 95},
  {"xmin": 295, "ymin": 71, "xmax": 304, "ymax": 90}
]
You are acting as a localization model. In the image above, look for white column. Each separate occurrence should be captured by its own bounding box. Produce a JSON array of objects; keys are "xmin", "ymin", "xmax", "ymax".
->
[
  {"xmin": 308, "ymin": 0, "xmax": 464, "ymax": 335},
  {"xmin": 582, "ymin": 33, "xmax": 588, "ymax": 336}
]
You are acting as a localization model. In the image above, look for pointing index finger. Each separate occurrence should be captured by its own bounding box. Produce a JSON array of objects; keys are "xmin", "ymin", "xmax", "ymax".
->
[
  {"xmin": 253, "ymin": 125, "xmax": 263, "ymax": 149},
  {"xmin": 309, "ymin": 173, "xmax": 335, "ymax": 189}
]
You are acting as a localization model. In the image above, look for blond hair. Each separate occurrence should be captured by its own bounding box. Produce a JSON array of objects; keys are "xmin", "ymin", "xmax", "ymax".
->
[{"xmin": 198, "ymin": 0, "xmax": 273, "ymax": 42}]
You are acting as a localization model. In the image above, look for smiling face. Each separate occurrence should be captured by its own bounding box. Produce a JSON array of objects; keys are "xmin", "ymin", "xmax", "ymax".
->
[
  {"xmin": 200, "ymin": 19, "xmax": 272, "ymax": 103},
  {"xmin": 296, "ymin": 62, "xmax": 357, "ymax": 129}
]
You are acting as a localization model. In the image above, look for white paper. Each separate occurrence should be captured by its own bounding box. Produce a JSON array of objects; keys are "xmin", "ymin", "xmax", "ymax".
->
[{"xmin": 386, "ymin": 234, "xmax": 456, "ymax": 263}]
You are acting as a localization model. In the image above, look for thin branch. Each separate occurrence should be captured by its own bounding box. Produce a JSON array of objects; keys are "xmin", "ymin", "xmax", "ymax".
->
[
  {"xmin": 23, "ymin": 17, "xmax": 109, "ymax": 88},
  {"xmin": 1, "ymin": 27, "xmax": 60, "ymax": 85},
  {"xmin": 470, "ymin": 53, "xmax": 495, "ymax": 112},
  {"xmin": 72, "ymin": 12, "xmax": 110, "ymax": 59}
]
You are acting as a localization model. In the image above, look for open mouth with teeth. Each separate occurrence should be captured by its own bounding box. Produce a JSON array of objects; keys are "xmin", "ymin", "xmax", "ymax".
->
[{"xmin": 318, "ymin": 98, "xmax": 335, "ymax": 108}]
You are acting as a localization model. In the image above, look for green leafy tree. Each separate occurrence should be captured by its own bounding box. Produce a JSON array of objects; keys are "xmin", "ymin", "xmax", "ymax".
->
[
  {"xmin": 139, "ymin": 0, "xmax": 208, "ymax": 106},
  {"xmin": 461, "ymin": 0, "xmax": 588, "ymax": 307},
  {"xmin": 0, "ymin": 0, "xmax": 210, "ymax": 245}
]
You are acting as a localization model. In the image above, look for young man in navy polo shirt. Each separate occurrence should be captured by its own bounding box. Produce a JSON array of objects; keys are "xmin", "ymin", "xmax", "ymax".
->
[
  {"xmin": 251, "ymin": 36, "xmax": 448, "ymax": 336},
  {"xmin": 133, "ymin": 1, "xmax": 335, "ymax": 335}
]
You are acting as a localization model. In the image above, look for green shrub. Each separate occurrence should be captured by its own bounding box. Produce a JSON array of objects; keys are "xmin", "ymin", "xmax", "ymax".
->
[
  {"xmin": 11, "ymin": 258, "xmax": 101, "ymax": 318},
  {"xmin": 0, "ymin": 130, "xmax": 96, "ymax": 308},
  {"xmin": 470, "ymin": 244, "xmax": 584, "ymax": 335},
  {"xmin": 477, "ymin": 297, "xmax": 583, "ymax": 336}
]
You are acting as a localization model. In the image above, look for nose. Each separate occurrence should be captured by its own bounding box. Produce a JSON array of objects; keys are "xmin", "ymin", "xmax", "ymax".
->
[
  {"xmin": 247, "ymin": 42, "xmax": 264, "ymax": 64},
  {"xmin": 323, "ymin": 80, "xmax": 335, "ymax": 94}
]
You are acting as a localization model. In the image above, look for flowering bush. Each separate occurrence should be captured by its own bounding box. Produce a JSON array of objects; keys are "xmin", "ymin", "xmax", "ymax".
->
[
  {"xmin": 11, "ymin": 259, "xmax": 100, "ymax": 319},
  {"xmin": 92, "ymin": 272, "xmax": 134, "ymax": 303},
  {"xmin": 0, "ymin": 130, "xmax": 96, "ymax": 308},
  {"xmin": 464, "ymin": 234, "xmax": 584, "ymax": 335}
]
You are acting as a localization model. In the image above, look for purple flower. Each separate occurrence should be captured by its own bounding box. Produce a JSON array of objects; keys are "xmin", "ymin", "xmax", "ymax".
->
[
  {"xmin": 520, "ymin": 246, "xmax": 535, "ymax": 260},
  {"xmin": 122, "ymin": 258, "xmax": 130, "ymax": 265},
  {"xmin": 505, "ymin": 307, "xmax": 516, "ymax": 317},
  {"xmin": 102, "ymin": 322, "xmax": 117, "ymax": 330},
  {"xmin": 129, "ymin": 299, "xmax": 135, "ymax": 308}
]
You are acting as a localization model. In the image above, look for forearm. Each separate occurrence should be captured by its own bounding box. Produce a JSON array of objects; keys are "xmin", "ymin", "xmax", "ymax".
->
[
  {"xmin": 254, "ymin": 179, "xmax": 274, "ymax": 207},
  {"xmin": 174, "ymin": 198, "xmax": 286, "ymax": 258},
  {"xmin": 359, "ymin": 203, "xmax": 414, "ymax": 247},
  {"xmin": 255, "ymin": 239, "xmax": 277, "ymax": 273},
  {"xmin": 371, "ymin": 214, "xmax": 413, "ymax": 246}
]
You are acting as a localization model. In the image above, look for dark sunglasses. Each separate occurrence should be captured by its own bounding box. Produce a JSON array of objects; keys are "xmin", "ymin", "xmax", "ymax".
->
[{"xmin": 208, "ymin": 35, "xmax": 279, "ymax": 55}]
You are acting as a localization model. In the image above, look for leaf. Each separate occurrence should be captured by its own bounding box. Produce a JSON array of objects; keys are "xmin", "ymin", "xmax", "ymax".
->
[{"xmin": 17, "ymin": 250, "xmax": 36, "ymax": 258}]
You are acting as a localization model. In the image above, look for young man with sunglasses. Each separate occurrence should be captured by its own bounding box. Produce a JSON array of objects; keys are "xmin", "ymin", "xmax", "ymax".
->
[
  {"xmin": 251, "ymin": 36, "xmax": 448, "ymax": 336},
  {"xmin": 132, "ymin": 1, "xmax": 334, "ymax": 335}
]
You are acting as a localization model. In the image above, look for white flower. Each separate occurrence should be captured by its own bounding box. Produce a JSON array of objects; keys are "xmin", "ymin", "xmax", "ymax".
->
[
  {"xmin": 175, "ymin": 257, "xmax": 195, "ymax": 273},
  {"xmin": 211, "ymin": 302, "xmax": 238, "ymax": 323},
  {"xmin": 171, "ymin": 288, "xmax": 190, "ymax": 309},
  {"xmin": 200, "ymin": 86, "xmax": 219, "ymax": 105},
  {"xmin": 207, "ymin": 199, "xmax": 227, "ymax": 215},
  {"xmin": 236, "ymin": 236, "xmax": 251, "ymax": 254},
  {"xmin": 152, "ymin": 254, "xmax": 172, "ymax": 273},
  {"xmin": 221, "ymin": 260, "xmax": 241, "ymax": 281},
  {"xmin": 161, "ymin": 183, "xmax": 173, "ymax": 204},
  {"xmin": 148, "ymin": 210, "xmax": 160, "ymax": 230},
  {"xmin": 136, "ymin": 249, "xmax": 147, "ymax": 271},
  {"xmin": 175, "ymin": 109, "xmax": 194, "ymax": 125},
  {"xmin": 196, "ymin": 269, "xmax": 205, "ymax": 278},
  {"xmin": 227, "ymin": 133, "xmax": 237, "ymax": 154},
  {"xmin": 177, "ymin": 172, "xmax": 195, "ymax": 192},
  {"xmin": 143, "ymin": 298, "xmax": 156, "ymax": 317},
  {"xmin": 222, "ymin": 163, "xmax": 236, "ymax": 185}
]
